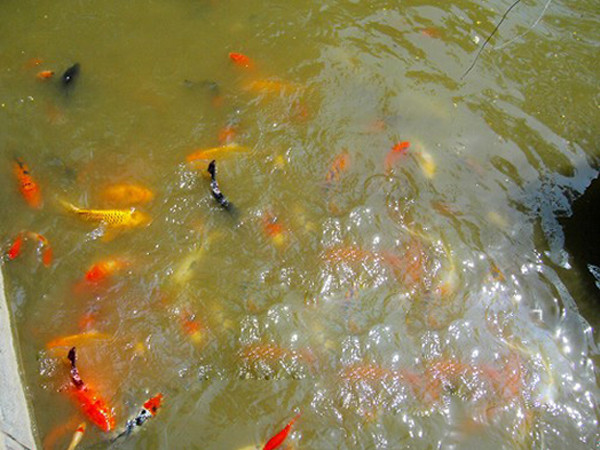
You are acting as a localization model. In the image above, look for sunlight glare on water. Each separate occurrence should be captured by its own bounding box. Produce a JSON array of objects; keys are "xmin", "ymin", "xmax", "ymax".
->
[{"xmin": 0, "ymin": 0, "xmax": 599, "ymax": 449}]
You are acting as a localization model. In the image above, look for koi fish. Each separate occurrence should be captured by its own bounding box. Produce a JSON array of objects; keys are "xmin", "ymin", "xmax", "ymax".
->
[
  {"xmin": 115, "ymin": 393, "xmax": 163, "ymax": 440},
  {"xmin": 5, "ymin": 231, "xmax": 52, "ymax": 267},
  {"xmin": 186, "ymin": 143, "xmax": 250, "ymax": 163},
  {"xmin": 417, "ymin": 149, "xmax": 436, "ymax": 179},
  {"xmin": 384, "ymin": 141, "xmax": 410, "ymax": 174},
  {"xmin": 325, "ymin": 150, "xmax": 350, "ymax": 186},
  {"xmin": 263, "ymin": 412, "xmax": 301, "ymax": 450},
  {"xmin": 14, "ymin": 158, "xmax": 42, "ymax": 208},
  {"xmin": 7, "ymin": 233, "xmax": 23, "ymax": 260},
  {"xmin": 60, "ymin": 200, "xmax": 151, "ymax": 229},
  {"xmin": 261, "ymin": 212, "xmax": 288, "ymax": 248},
  {"xmin": 84, "ymin": 257, "xmax": 129, "ymax": 283},
  {"xmin": 66, "ymin": 422, "xmax": 86, "ymax": 450},
  {"xmin": 36, "ymin": 70, "xmax": 54, "ymax": 80},
  {"xmin": 218, "ymin": 125, "xmax": 238, "ymax": 145},
  {"xmin": 62, "ymin": 63, "xmax": 80, "ymax": 86},
  {"xmin": 207, "ymin": 160, "xmax": 234, "ymax": 212},
  {"xmin": 47, "ymin": 330, "xmax": 110, "ymax": 349},
  {"xmin": 101, "ymin": 183, "xmax": 154, "ymax": 205},
  {"xmin": 229, "ymin": 52, "xmax": 255, "ymax": 69},
  {"xmin": 243, "ymin": 79, "xmax": 301, "ymax": 95},
  {"xmin": 180, "ymin": 311, "xmax": 205, "ymax": 345},
  {"xmin": 67, "ymin": 347, "xmax": 116, "ymax": 432}
]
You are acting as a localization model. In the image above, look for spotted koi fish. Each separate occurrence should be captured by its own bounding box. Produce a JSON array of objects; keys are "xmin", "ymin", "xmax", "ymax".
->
[
  {"xmin": 115, "ymin": 393, "xmax": 163, "ymax": 440},
  {"xmin": 14, "ymin": 158, "xmax": 42, "ymax": 208}
]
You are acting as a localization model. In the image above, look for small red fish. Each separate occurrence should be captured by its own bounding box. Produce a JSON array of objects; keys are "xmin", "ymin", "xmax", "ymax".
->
[
  {"xmin": 263, "ymin": 412, "xmax": 301, "ymax": 450},
  {"xmin": 229, "ymin": 52, "xmax": 255, "ymax": 69},
  {"xmin": 7, "ymin": 233, "xmax": 23, "ymax": 260},
  {"xmin": 36, "ymin": 70, "xmax": 55, "ymax": 80},
  {"xmin": 384, "ymin": 141, "xmax": 410, "ymax": 174},
  {"xmin": 67, "ymin": 347, "xmax": 116, "ymax": 432},
  {"xmin": 14, "ymin": 158, "xmax": 42, "ymax": 208},
  {"xmin": 85, "ymin": 258, "xmax": 128, "ymax": 283}
]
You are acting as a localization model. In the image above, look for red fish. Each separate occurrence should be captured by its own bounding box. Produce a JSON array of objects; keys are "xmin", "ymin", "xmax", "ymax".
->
[
  {"xmin": 229, "ymin": 52, "xmax": 255, "ymax": 69},
  {"xmin": 7, "ymin": 233, "xmax": 23, "ymax": 260},
  {"xmin": 85, "ymin": 258, "xmax": 128, "ymax": 283},
  {"xmin": 384, "ymin": 141, "xmax": 410, "ymax": 174},
  {"xmin": 261, "ymin": 211, "xmax": 288, "ymax": 248},
  {"xmin": 263, "ymin": 412, "xmax": 301, "ymax": 450},
  {"xmin": 37, "ymin": 70, "xmax": 55, "ymax": 80},
  {"xmin": 67, "ymin": 347, "xmax": 116, "ymax": 432},
  {"xmin": 14, "ymin": 158, "xmax": 42, "ymax": 208}
]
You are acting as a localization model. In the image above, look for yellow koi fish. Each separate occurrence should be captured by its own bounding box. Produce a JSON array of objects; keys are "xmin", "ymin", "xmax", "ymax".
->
[
  {"xmin": 60, "ymin": 200, "xmax": 151, "ymax": 229},
  {"xmin": 186, "ymin": 143, "xmax": 250, "ymax": 163},
  {"xmin": 46, "ymin": 330, "xmax": 111, "ymax": 350}
]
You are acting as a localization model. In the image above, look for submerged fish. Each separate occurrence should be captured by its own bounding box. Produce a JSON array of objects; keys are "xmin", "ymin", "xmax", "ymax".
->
[
  {"xmin": 263, "ymin": 412, "xmax": 301, "ymax": 450},
  {"xmin": 244, "ymin": 79, "xmax": 302, "ymax": 95},
  {"xmin": 5, "ymin": 231, "xmax": 52, "ymax": 267},
  {"xmin": 384, "ymin": 141, "xmax": 410, "ymax": 174},
  {"xmin": 101, "ymin": 183, "xmax": 154, "ymax": 205},
  {"xmin": 62, "ymin": 63, "xmax": 80, "ymax": 86},
  {"xmin": 84, "ymin": 257, "xmax": 129, "ymax": 283},
  {"xmin": 7, "ymin": 233, "xmax": 23, "ymax": 260},
  {"xmin": 60, "ymin": 200, "xmax": 151, "ymax": 229},
  {"xmin": 325, "ymin": 150, "xmax": 350, "ymax": 186},
  {"xmin": 66, "ymin": 347, "xmax": 116, "ymax": 432},
  {"xmin": 229, "ymin": 52, "xmax": 255, "ymax": 69},
  {"xmin": 36, "ymin": 70, "xmax": 54, "ymax": 80},
  {"xmin": 186, "ymin": 143, "xmax": 249, "ymax": 163},
  {"xmin": 47, "ymin": 330, "xmax": 111, "ymax": 349},
  {"xmin": 14, "ymin": 158, "xmax": 42, "ymax": 208},
  {"xmin": 115, "ymin": 393, "xmax": 163, "ymax": 440}
]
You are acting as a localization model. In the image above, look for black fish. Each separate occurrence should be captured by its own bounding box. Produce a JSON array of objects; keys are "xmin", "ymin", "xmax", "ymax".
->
[
  {"xmin": 207, "ymin": 160, "xmax": 234, "ymax": 212},
  {"xmin": 62, "ymin": 63, "xmax": 80, "ymax": 86}
]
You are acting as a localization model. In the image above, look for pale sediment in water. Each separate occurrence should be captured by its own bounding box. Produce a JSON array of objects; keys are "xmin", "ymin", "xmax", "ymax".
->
[{"xmin": 0, "ymin": 268, "xmax": 37, "ymax": 450}]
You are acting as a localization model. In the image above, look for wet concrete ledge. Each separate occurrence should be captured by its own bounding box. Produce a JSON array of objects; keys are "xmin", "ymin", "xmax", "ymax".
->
[{"xmin": 0, "ymin": 269, "xmax": 37, "ymax": 450}]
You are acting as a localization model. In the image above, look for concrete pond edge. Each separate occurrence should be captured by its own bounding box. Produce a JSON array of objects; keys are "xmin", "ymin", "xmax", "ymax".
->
[{"xmin": 0, "ymin": 268, "xmax": 38, "ymax": 450}]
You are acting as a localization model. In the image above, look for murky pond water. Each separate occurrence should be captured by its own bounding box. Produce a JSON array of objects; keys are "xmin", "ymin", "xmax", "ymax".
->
[{"xmin": 1, "ymin": 0, "xmax": 599, "ymax": 448}]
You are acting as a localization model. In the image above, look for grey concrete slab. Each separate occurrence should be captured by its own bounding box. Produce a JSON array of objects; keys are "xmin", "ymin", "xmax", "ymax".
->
[{"xmin": 0, "ymin": 268, "xmax": 37, "ymax": 450}]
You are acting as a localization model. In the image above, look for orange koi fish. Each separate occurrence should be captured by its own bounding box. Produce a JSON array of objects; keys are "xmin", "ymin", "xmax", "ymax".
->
[
  {"xmin": 229, "ymin": 52, "xmax": 255, "ymax": 69},
  {"xmin": 180, "ymin": 310, "xmax": 205, "ymax": 345},
  {"xmin": 263, "ymin": 412, "xmax": 301, "ymax": 450},
  {"xmin": 37, "ymin": 70, "xmax": 55, "ymax": 80},
  {"xmin": 7, "ymin": 233, "xmax": 23, "ymax": 260},
  {"xmin": 261, "ymin": 212, "xmax": 288, "ymax": 248},
  {"xmin": 101, "ymin": 183, "xmax": 154, "ymax": 206},
  {"xmin": 67, "ymin": 347, "xmax": 116, "ymax": 432},
  {"xmin": 325, "ymin": 150, "xmax": 350, "ymax": 186},
  {"xmin": 218, "ymin": 125, "xmax": 238, "ymax": 145},
  {"xmin": 47, "ymin": 330, "xmax": 110, "ymax": 350},
  {"xmin": 384, "ymin": 141, "xmax": 410, "ymax": 174},
  {"xmin": 115, "ymin": 393, "xmax": 163, "ymax": 439},
  {"xmin": 85, "ymin": 258, "xmax": 129, "ymax": 283},
  {"xmin": 186, "ymin": 143, "xmax": 250, "ymax": 163},
  {"xmin": 6, "ymin": 231, "xmax": 52, "ymax": 267},
  {"xmin": 66, "ymin": 422, "xmax": 86, "ymax": 450},
  {"xmin": 14, "ymin": 158, "xmax": 42, "ymax": 208}
]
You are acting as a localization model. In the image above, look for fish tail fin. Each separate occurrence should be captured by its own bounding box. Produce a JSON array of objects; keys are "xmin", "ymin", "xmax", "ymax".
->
[{"xmin": 58, "ymin": 198, "xmax": 79, "ymax": 213}]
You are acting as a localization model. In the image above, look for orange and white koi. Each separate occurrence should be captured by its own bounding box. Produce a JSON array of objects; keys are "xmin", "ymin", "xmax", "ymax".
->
[
  {"xmin": 5, "ymin": 231, "xmax": 52, "ymax": 267},
  {"xmin": 101, "ymin": 183, "xmax": 154, "ymax": 206},
  {"xmin": 229, "ymin": 52, "xmax": 255, "ymax": 69},
  {"xmin": 263, "ymin": 412, "xmax": 301, "ymax": 450},
  {"xmin": 66, "ymin": 347, "xmax": 116, "ymax": 432},
  {"xmin": 384, "ymin": 141, "xmax": 410, "ymax": 174},
  {"xmin": 60, "ymin": 200, "xmax": 151, "ymax": 229},
  {"xmin": 14, "ymin": 158, "xmax": 42, "ymax": 208},
  {"xmin": 66, "ymin": 422, "xmax": 86, "ymax": 450},
  {"xmin": 115, "ymin": 393, "xmax": 163, "ymax": 439}
]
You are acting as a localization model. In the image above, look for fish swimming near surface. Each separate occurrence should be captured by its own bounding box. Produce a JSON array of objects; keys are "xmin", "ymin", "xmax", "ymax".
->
[
  {"xmin": 6, "ymin": 231, "xmax": 52, "ymax": 267},
  {"xmin": 384, "ymin": 141, "xmax": 410, "ymax": 174},
  {"xmin": 229, "ymin": 52, "xmax": 255, "ymax": 69},
  {"xmin": 84, "ymin": 257, "xmax": 129, "ymax": 283},
  {"xmin": 60, "ymin": 200, "xmax": 151, "ymax": 229},
  {"xmin": 47, "ymin": 330, "xmax": 111, "ymax": 350},
  {"xmin": 14, "ymin": 158, "xmax": 42, "ymax": 208},
  {"xmin": 36, "ymin": 70, "xmax": 54, "ymax": 80},
  {"xmin": 114, "ymin": 393, "xmax": 163, "ymax": 441},
  {"xmin": 62, "ymin": 63, "xmax": 80, "ymax": 86},
  {"xmin": 207, "ymin": 160, "xmax": 234, "ymax": 212},
  {"xmin": 263, "ymin": 412, "xmax": 301, "ymax": 450},
  {"xmin": 186, "ymin": 143, "xmax": 249, "ymax": 164},
  {"xmin": 66, "ymin": 347, "xmax": 116, "ymax": 432}
]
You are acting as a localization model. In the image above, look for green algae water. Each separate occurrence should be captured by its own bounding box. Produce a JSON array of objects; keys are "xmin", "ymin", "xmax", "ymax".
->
[{"xmin": 1, "ymin": 0, "xmax": 599, "ymax": 448}]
